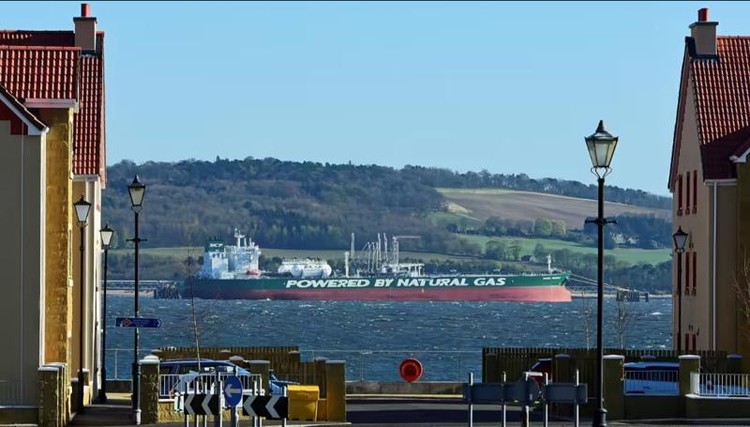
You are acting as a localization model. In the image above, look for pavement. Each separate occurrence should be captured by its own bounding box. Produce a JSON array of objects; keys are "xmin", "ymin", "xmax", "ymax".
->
[{"xmin": 65, "ymin": 393, "xmax": 750, "ymax": 427}]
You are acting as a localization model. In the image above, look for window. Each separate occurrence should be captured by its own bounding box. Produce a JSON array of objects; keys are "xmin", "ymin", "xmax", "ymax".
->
[
  {"xmin": 677, "ymin": 174, "xmax": 683, "ymax": 215},
  {"xmin": 686, "ymin": 171, "xmax": 691, "ymax": 215},
  {"xmin": 685, "ymin": 333, "xmax": 690, "ymax": 351},
  {"xmin": 686, "ymin": 251, "xmax": 692, "ymax": 294},
  {"xmin": 692, "ymin": 251, "xmax": 697, "ymax": 295},
  {"xmin": 693, "ymin": 170, "xmax": 698, "ymax": 213},
  {"xmin": 692, "ymin": 334, "xmax": 697, "ymax": 351}
]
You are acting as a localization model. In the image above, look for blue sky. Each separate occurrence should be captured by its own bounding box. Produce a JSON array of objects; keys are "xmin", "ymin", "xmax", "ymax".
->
[{"xmin": 5, "ymin": 1, "xmax": 750, "ymax": 196}]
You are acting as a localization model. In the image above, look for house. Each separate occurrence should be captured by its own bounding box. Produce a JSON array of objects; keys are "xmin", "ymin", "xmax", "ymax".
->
[
  {"xmin": 0, "ymin": 3, "xmax": 106, "ymax": 422},
  {"xmin": 669, "ymin": 8, "xmax": 750, "ymax": 359}
]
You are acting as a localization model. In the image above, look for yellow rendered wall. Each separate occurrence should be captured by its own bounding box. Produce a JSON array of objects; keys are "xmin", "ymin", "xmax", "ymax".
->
[{"xmin": 37, "ymin": 108, "xmax": 74, "ymax": 368}]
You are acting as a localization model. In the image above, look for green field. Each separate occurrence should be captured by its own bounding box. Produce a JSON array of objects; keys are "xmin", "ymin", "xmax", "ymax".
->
[
  {"xmin": 437, "ymin": 187, "xmax": 670, "ymax": 230},
  {"xmin": 457, "ymin": 234, "xmax": 670, "ymax": 265}
]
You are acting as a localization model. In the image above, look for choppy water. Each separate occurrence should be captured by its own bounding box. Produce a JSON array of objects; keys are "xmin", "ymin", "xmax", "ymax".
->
[{"xmin": 105, "ymin": 295, "xmax": 671, "ymax": 381}]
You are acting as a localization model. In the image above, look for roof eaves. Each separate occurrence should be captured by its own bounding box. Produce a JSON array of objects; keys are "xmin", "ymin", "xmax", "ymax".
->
[
  {"xmin": 0, "ymin": 83, "xmax": 48, "ymax": 135},
  {"xmin": 668, "ymin": 44, "xmax": 692, "ymax": 192}
]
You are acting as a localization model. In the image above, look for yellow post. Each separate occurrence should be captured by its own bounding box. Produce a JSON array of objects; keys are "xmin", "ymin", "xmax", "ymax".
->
[
  {"xmin": 325, "ymin": 360, "xmax": 346, "ymax": 422},
  {"xmin": 139, "ymin": 355, "xmax": 160, "ymax": 424},
  {"xmin": 602, "ymin": 354, "xmax": 624, "ymax": 420}
]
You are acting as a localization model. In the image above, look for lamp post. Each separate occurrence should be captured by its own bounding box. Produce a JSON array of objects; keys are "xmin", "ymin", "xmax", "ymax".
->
[
  {"xmin": 673, "ymin": 227, "xmax": 688, "ymax": 353},
  {"xmin": 128, "ymin": 175, "xmax": 146, "ymax": 425},
  {"xmin": 74, "ymin": 195, "xmax": 92, "ymax": 414},
  {"xmin": 97, "ymin": 224, "xmax": 114, "ymax": 403},
  {"xmin": 584, "ymin": 120, "xmax": 618, "ymax": 427}
]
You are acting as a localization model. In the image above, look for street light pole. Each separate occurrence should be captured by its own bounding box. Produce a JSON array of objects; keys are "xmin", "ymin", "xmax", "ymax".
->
[
  {"xmin": 98, "ymin": 225, "xmax": 114, "ymax": 403},
  {"xmin": 673, "ymin": 227, "xmax": 688, "ymax": 354},
  {"xmin": 128, "ymin": 175, "xmax": 146, "ymax": 425},
  {"xmin": 74, "ymin": 195, "xmax": 92, "ymax": 414},
  {"xmin": 584, "ymin": 120, "xmax": 619, "ymax": 427}
]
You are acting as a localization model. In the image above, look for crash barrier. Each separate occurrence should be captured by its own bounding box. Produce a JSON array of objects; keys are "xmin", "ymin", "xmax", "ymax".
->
[{"xmin": 464, "ymin": 370, "xmax": 588, "ymax": 427}]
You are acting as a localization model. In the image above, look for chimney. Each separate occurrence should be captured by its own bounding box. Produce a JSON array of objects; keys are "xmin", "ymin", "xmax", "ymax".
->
[
  {"xmin": 74, "ymin": 3, "xmax": 97, "ymax": 53},
  {"xmin": 689, "ymin": 7, "xmax": 717, "ymax": 57}
]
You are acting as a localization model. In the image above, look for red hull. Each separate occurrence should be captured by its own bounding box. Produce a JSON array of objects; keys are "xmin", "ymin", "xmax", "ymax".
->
[{"xmin": 188, "ymin": 286, "xmax": 572, "ymax": 302}]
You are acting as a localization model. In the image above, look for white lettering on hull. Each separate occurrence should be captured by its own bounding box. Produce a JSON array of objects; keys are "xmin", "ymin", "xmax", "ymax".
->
[{"xmin": 284, "ymin": 277, "xmax": 509, "ymax": 289}]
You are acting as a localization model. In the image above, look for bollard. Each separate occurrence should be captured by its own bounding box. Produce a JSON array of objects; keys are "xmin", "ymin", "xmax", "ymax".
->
[{"xmin": 501, "ymin": 371, "xmax": 506, "ymax": 427}]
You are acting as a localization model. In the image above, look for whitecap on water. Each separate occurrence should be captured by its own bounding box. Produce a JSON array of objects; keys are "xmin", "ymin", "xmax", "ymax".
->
[{"xmin": 650, "ymin": 311, "xmax": 663, "ymax": 316}]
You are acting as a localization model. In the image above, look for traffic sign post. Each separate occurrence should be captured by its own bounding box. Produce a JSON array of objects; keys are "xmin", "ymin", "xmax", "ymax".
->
[
  {"xmin": 223, "ymin": 376, "xmax": 243, "ymax": 406},
  {"xmin": 115, "ymin": 317, "xmax": 161, "ymax": 328}
]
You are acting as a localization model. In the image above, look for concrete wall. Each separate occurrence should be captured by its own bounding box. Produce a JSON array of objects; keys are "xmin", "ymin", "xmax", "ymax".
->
[{"xmin": 0, "ymin": 119, "xmax": 45, "ymax": 406}]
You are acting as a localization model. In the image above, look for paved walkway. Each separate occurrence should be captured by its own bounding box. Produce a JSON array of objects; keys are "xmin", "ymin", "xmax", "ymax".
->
[{"xmin": 67, "ymin": 393, "xmax": 750, "ymax": 427}]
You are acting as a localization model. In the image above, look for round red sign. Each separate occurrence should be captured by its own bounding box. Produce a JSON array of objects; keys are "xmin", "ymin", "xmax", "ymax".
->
[{"xmin": 399, "ymin": 357, "xmax": 424, "ymax": 383}]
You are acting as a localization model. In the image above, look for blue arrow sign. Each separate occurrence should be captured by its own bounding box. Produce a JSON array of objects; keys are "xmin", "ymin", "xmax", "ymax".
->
[
  {"xmin": 223, "ymin": 375, "xmax": 243, "ymax": 406},
  {"xmin": 115, "ymin": 317, "xmax": 161, "ymax": 328}
]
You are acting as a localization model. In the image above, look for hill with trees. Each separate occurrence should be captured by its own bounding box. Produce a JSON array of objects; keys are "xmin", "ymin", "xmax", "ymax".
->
[{"xmin": 103, "ymin": 157, "xmax": 673, "ymax": 291}]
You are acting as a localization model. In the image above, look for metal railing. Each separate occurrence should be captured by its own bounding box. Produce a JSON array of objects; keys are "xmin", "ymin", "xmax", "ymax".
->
[
  {"xmin": 159, "ymin": 371, "xmax": 261, "ymax": 399},
  {"xmin": 0, "ymin": 379, "xmax": 35, "ymax": 406},
  {"xmin": 623, "ymin": 369, "xmax": 679, "ymax": 395},
  {"xmin": 691, "ymin": 372, "xmax": 750, "ymax": 397}
]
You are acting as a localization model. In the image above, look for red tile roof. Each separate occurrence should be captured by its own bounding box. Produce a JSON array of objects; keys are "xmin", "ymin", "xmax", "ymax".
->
[
  {"xmin": 670, "ymin": 36, "xmax": 750, "ymax": 188},
  {"xmin": 0, "ymin": 30, "xmax": 104, "ymax": 178}
]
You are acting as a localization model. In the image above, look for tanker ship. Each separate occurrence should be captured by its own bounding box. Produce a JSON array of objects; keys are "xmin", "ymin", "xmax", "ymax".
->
[{"xmin": 179, "ymin": 229, "xmax": 572, "ymax": 302}]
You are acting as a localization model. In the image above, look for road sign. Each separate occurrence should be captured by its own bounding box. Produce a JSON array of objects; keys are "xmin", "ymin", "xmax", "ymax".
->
[
  {"xmin": 184, "ymin": 393, "xmax": 220, "ymax": 416},
  {"xmin": 115, "ymin": 317, "xmax": 161, "ymax": 328},
  {"xmin": 223, "ymin": 375, "xmax": 243, "ymax": 406},
  {"xmin": 242, "ymin": 395, "xmax": 288, "ymax": 419},
  {"xmin": 543, "ymin": 383, "xmax": 588, "ymax": 404}
]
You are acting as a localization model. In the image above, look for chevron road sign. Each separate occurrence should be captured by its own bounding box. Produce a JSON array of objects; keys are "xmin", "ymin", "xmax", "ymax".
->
[
  {"xmin": 242, "ymin": 395, "xmax": 288, "ymax": 419},
  {"xmin": 184, "ymin": 393, "xmax": 220, "ymax": 416}
]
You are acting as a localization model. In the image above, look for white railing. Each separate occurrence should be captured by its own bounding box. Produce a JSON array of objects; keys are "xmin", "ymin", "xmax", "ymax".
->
[
  {"xmin": 159, "ymin": 371, "xmax": 262, "ymax": 400},
  {"xmin": 691, "ymin": 372, "xmax": 750, "ymax": 397},
  {"xmin": 0, "ymin": 379, "xmax": 35, "ymax": 406},
  {"xmin": 624, "ymin": 369, "xmax": 679, "ymax": 395}
]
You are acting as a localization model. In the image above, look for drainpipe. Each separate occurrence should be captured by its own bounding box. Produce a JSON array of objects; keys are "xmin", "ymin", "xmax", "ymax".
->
[{"xmin": 712, "ymin": 182, "xmax": 718, "ymax": 351}]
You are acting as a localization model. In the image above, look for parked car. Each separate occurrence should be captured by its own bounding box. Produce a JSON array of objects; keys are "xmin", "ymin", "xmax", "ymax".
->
[
  {"xmin": 528, "ymin": 358, "xmax": 552, "ymax": 387},
  {"xmin": 159, "ymin": 358, "xmax": 250, "ymax": 376}
]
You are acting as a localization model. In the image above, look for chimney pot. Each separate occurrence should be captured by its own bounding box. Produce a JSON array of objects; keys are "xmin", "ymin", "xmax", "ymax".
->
[
  {"xmin": 698, "ymin": 8, "xmax": 709, "ymax": 22},
  {"xmin": 81, "ymin": 3, "xmax": 90, "ymax": 18}
]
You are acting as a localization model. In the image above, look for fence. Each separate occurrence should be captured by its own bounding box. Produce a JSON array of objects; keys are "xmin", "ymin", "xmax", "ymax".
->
[
  {"xmin": 106, "ymin": 348, "xmax": 479, "ymax": 382},
  {"xmin": 691, "ymin": 372, "xmax": 750, "ymax": 397}
]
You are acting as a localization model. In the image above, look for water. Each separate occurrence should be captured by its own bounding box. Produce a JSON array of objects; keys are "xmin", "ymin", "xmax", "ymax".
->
[{"xmin": 105, "ymin": 295, "xmax": 671, "ymax": 382}]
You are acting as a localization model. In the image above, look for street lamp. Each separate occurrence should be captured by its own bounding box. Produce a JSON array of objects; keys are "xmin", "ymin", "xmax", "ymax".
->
[
  {"xmin": 673, "ymin": 226, "xmax": 688, "ymax": 353},
  {"xmin": 74, "ymin": 195, "xmax": 91, "ymax": 414},
  {"xmin": 98, "ymin": 224, "xmax": 114, "ymax": 403},
  {"xmin": 584, "ymin": 120, "xmax": 618, "ymax": 427},
  {"xmin": 128, "ymin": 175, "xmax": 146, "ymax": 425}
]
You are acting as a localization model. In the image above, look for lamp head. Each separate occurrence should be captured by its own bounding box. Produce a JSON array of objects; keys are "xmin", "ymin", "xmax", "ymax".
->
[
  {"xmin": 673, "ymin": 226, "xmax": 689, "ymax": 253},
  {"xmin": 73, "ymin": 195, "xmax": 91, "ymax": 226},
  {"xmin": 585, "ymin": 120, "xmax": 619, "ymax": 177},
  {"xmin": 128, "ymin": 175, "xmax": 146, "ymax": 213},
  {"xmin": 100, "ymin": 224, "xmax": 114, "ymax": 248}
]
